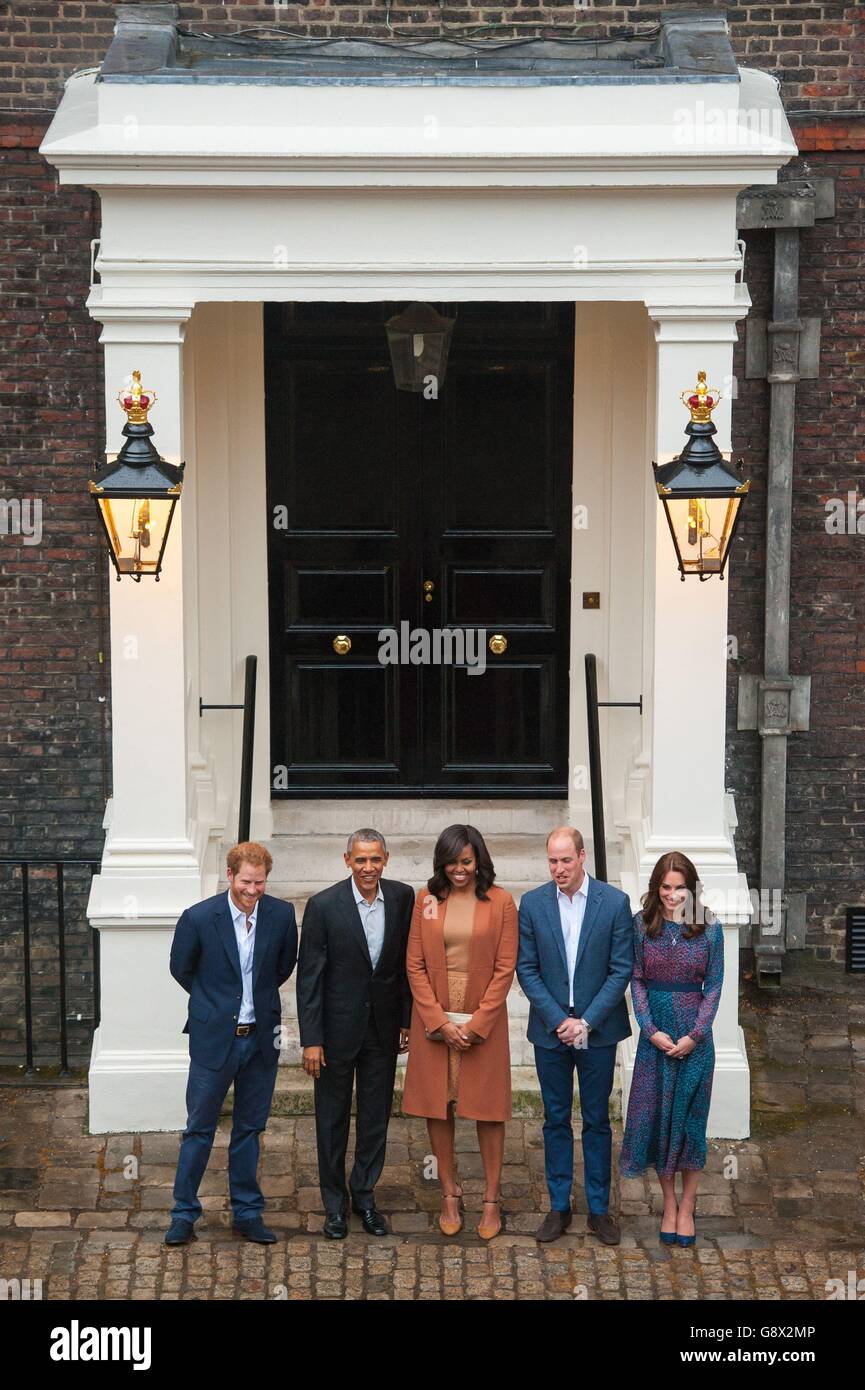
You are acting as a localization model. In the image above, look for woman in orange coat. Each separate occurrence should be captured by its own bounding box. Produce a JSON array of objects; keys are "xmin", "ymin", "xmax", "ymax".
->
[{"xmin": 402, "ymin": 824, "xmax": 518, "ymax": 1240}]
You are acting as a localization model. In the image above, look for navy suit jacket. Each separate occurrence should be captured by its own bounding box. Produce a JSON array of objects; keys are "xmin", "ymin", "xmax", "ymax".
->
[
  {"xmin": 170, "ymin": 891, "xmax": 298, "ymax": 1071},
  {"xmin": 516, "ymin": 876, "xmax": 634, "ymax": 1049}
]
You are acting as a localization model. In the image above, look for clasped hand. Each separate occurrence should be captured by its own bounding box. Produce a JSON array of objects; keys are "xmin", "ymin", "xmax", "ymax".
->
[
  {"xmin": 440, "ymin": 1020, "xmax": 477, "ymax": 1051},
  {"xmin": 650, "ymin": 1031, "xmax": 696, "ymax": 1058},
  {"xmin": 556, "ymin": 1017, "xmax": 587, "ymax": 1048}
]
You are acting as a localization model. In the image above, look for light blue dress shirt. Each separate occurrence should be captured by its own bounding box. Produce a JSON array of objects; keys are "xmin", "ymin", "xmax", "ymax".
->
[
  {"xmin": 351, "ymin": 877, "xmax": 385, "ymax": 970},
  {"xmin": 557, "ymin": 872, "xmax": 590, "ymax": 1009},
  {"xmin": 227, "ymin": 890, "xmax": 257, "ymax": 1024}
]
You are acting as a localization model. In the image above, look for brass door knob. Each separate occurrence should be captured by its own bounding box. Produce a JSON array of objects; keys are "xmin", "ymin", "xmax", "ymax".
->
[
  {"xmin": 332, "ymin": 634, "xmax": 352, "ymax": 655},
  {"xmin": 423, "ymin": 580, "xmax": 434, "ymax": 603},
  {"xmin": 489, "ymin": 633, "xmax": 508, "ymax": 655}
]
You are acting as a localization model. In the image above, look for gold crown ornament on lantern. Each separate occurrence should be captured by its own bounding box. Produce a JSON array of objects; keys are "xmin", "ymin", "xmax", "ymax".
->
[
  {"xmin": 118, "ymin": 370, "xmax": 157, "ymax": 425},
  {"xmin": 680, "ymin": 370, "xmax": 720, "ymax": 424}
]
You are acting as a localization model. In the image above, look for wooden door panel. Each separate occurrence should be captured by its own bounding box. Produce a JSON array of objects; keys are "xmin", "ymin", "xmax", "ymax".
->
[
  {"xmin": 447, "ymin": 565, "xmax": 553, "ymax": 628},
  {"xmin": 438, "ymin": 362, "xmax": 558, "ymax": 533},
  {"xmin": 285, "ymin": 660, "xmax": 399, "ymax": 772},
  {"xmin": 288, "ymin": 566, "xmax": 395, "ymax": 629},
  {"xmin": 435, "ymin": 662, "xmax": 559, "ymax": 769}
]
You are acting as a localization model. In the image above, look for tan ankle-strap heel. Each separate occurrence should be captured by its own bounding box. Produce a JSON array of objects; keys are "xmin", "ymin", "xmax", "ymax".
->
[
  {"xmin": 477, "ymin": 1196, "xmax": 503, "ymax": 1241},
  {"xmin": 438, "ymin": 1185, "xmax": 464, "ymax": 1237}
]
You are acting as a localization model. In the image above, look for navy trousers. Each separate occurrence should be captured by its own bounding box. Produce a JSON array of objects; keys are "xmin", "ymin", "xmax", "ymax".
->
[
  {"xmin": 171, "ymin": 1031, "xmax": 277, "ymax": 1225},
  {"xmin": 534, "ymin": 1040, "xmax": 617, "ymax": 1215}
]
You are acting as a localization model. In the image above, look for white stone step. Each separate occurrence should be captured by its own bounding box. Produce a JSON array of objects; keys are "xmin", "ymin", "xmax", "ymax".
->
[
  {"xmin": 264, "ymin": 832, "xmax": 582, "ymax": 888},
  {"xmin": 271, "ymin": 797, "xmax": 569, "ymax": 837},
  {"xmin": 259, "ymin": 837, "xmax": 622, "ymax": 893}
]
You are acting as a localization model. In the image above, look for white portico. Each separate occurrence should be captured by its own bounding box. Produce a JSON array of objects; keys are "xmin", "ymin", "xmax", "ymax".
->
[{"xmin": 40, "ymin": 7, "xmax": 796, "ymax": 1134}]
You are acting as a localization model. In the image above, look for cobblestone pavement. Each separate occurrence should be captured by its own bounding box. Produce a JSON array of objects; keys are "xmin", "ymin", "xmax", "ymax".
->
[{"xmin": 1, "ymin": 962, "xmax": 863, "ymax": 1300}]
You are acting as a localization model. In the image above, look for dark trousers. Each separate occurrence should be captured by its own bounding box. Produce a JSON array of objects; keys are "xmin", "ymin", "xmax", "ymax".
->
[
  {"xmin": 171, "ymin": 1031, "xmax": 277, "ymax": 1225},
  {"xmin": 534, "ymin": 1040, "xmax": 617, "ymax": 1215},
  {"xmin": 313, "ymin": 1018, "xmax": 398, "ymax": 1215}
]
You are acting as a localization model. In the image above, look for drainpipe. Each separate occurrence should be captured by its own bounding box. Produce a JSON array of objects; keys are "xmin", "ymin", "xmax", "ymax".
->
[{"xmin": 736, "ymin": 178, "xmax": 834, "ymax": 984}]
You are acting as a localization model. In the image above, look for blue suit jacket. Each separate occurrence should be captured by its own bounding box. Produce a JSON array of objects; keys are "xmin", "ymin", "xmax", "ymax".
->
[
  {"xmin": 170, "ymin": 891, "xmax": 298, "ymax": 1071},
  {"xmin": 516, "ymin": 877, "xmax": 634, "ymax": 1049}
]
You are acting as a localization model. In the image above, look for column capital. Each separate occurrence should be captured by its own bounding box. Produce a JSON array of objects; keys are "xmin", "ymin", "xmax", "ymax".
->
[
  {"xmin": 87, "ymin": 300, "xmax": 194, "ymax": 346},
  {"xmin": 646, "ymin": 290, "xmax": 752, "ymax": 344}
]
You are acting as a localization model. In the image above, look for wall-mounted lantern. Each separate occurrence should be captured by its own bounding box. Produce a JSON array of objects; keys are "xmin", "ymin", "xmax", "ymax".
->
[
  {"xmin": 385, "ymin": 302, "xmax": 455, "ymax": 393},
  {"xmin": 654, "ymin": 371, "xmax": 750, "ymax": 581},
  {"xmin": 88, "ymin": 372, "xmax": 184, "ymax": 581}
]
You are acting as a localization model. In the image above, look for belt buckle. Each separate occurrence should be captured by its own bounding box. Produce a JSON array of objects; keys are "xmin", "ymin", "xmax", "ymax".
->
[{"xmin": 237, "ymin": 1023, "xmax": 252, "ymax": 1036}]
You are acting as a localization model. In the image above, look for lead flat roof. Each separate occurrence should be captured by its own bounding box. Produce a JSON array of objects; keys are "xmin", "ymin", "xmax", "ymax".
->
[{"xmin": 99, "ymin": 4, "xmax": 740, "ymax": 87}]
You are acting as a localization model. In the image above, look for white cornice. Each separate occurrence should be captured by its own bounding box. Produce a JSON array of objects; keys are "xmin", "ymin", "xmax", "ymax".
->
[
  {"xmin": 47, "ymin": 153, "xmax": 795, "ymax": 192},
  {"xmin": 41, "ymin": 69, "xmax": 797, "ymax": 193}
]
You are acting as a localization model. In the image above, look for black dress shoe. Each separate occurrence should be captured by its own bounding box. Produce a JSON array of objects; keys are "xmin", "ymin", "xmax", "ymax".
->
[
  {"xmin": 587, "ymin": 1212, "xmax": 621, "ymax": 1246},
  {"xmin": 534, "ymin": 1208, "xmax": 572, "ymax": 1243},
  {"xmin": 233, "ymin": 1218, "xmax": 277, "ymax": 1244},
  {"xmin": 323, "ymin": 1212, "xmax": 349, "ymax": 1240},
  {"xmin": 351, "ymin": 1202, "xmax": 390, "ymax": 1237},
  {"xmin": 164, "ymin": 1219, "xmax": 196, "ymax": 1246}
]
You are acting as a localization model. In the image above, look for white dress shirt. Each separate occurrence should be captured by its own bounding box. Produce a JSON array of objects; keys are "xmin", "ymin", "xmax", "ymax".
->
[
  {"xmin": 352, "ymin": 877, "xmax": 386, "ymax": 970},
  {"xmin": 227, "ymin": 890, "xmax": 257, "ymax": 1024},
  {"xmin": 557, "ymin": 873, "xmax": 590, "ymax": 1009}
]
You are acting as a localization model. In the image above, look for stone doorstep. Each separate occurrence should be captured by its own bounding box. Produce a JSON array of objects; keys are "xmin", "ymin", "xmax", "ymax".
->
[
  {"xmin": 220, "ymin": 1066, "xmax": 623, "ymax": 1121},
  {"xmin": 270, "ymin": 799, "xmax": 570, "ymax": 837}
]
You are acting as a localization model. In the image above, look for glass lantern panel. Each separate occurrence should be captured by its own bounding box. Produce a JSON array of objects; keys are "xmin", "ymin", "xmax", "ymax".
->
[
  {"xmin": 666, "ymin": 495, "xmax": 741, "ymax": 575},
  {"xmin": 387, "ymin": 330, "xmax": 447, "ymax": 392},
  {"xmin": 98, "ymin": 496, "xmax": 174, "ymax": 576}
]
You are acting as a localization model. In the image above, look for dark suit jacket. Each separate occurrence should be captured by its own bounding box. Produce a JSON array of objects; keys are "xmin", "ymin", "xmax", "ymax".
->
[
  {"xmin": 296, "ymin": 876, "xmax": 415, "ymax": 1059},
  {"xmin": 516, "ymin": 876, "xmax": 634, "ymax": 1049},
  {"xmin": 170, "ymin": 891, "xmax": 298, "ymax": 1071}
]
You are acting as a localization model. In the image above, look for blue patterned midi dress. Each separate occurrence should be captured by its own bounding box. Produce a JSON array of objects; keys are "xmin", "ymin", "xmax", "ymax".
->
[{"xmin": 618, "ymin": 912, "xmax": 724, "ymax": 1178}]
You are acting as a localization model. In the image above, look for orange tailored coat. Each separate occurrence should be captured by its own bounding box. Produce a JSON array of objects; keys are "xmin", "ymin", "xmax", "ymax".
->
[{"xmin": 401, "ymin": 884, "xmax": 518, "ymax": 1122}]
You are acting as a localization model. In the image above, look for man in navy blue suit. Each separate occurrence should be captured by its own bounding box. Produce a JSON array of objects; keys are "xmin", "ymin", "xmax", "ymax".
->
[
  {"xmin": 165, "ymin": 841, "xmax": 298, "ymax": 1246},
  {"xmin": 517, "ymin": 826, "xmax": 633, "ymax": 1245}
]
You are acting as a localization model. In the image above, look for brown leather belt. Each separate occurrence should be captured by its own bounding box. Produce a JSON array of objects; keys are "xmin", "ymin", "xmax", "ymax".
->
[{"xmin": 235, "ymin": 1023, "xmax": 256, "ymax": 1037}]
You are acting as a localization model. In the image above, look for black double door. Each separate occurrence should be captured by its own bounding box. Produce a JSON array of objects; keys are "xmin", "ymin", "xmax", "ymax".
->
[{"xmin": 265, "ymin": 302, "xmax": 574, "ymax": 796}]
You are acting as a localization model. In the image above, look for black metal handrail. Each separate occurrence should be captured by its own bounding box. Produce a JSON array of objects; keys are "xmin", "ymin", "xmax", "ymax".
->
[
  {"xmin": 0, "ymin": 857, "xmax": 100, "ymax": 1075},
  {"xmin": 584, "ymin": 655, "xmax": 642, "ymax": 884},
  {"xmin": 200, "ymin": 654, "xmax": 258, "ymax": 843}
]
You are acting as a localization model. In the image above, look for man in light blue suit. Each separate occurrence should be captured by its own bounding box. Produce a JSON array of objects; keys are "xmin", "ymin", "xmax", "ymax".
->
[{"xmin": 517, "ymin": 826, "xmax": 633, "ymax": 1245}]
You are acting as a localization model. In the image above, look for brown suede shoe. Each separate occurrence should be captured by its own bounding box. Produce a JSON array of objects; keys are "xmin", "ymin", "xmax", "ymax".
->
[
  {"xmin": 535, "ymin": 1209, "xmax": 572, "ymax": 1243},
  {"xmin": 587, "ymin": 1212, "xmax": 621, "ymax": 1245}
]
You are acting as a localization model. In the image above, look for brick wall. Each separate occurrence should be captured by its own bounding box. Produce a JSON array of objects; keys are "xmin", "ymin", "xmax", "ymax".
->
[
  {"xmin": 0, "ymin": 2, "xmax": 863, "ymax": 975},
  {"xmin": 0, "ymin": 115, "xmax": 106, "ymax": 1063},
  {"xmin": 728, "ymin": 140, "xmax": 865, "ymax": 963}
]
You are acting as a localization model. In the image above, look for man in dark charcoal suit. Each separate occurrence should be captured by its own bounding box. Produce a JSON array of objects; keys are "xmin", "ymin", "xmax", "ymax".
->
[
  {"xmin": 297, "ymin": 829, "xmax": 414, "ymax": 1239},
  {"xmin": 165, "ymin": 841, "xmax": 298, "ymax": 1246}
]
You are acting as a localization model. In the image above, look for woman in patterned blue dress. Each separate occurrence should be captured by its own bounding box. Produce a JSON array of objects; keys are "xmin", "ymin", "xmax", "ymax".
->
[{"xmin": 618, "ymin": 851, "xmax": 724, "ymax": 1247}]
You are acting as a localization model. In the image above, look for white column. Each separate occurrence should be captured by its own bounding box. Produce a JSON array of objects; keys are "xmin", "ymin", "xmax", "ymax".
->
[
  {"xmin": 86, "ymin": 309, "xmax": 202, "ymax": 1133},
  {"xmin": 620, "ymin": 303, "xmax": 751, "ymax": 1139}
]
